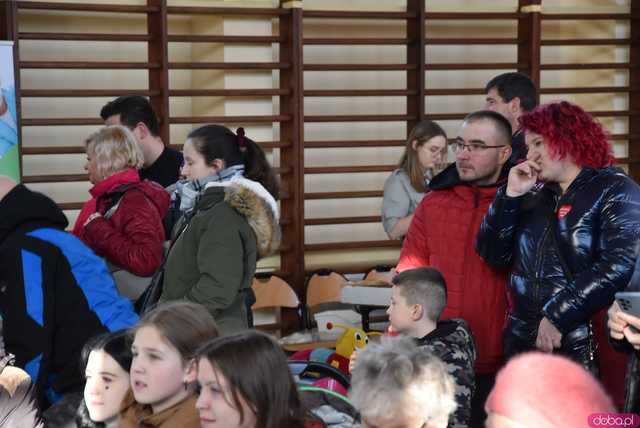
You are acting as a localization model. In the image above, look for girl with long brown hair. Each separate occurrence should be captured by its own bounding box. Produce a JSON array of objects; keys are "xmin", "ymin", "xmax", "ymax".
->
[{"xmin": 382, "ymin": 120, "xmax": 447, "ymax": 240}]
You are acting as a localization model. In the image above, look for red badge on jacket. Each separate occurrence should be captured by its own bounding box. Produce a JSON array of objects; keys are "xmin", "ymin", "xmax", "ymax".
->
[{"xmin": 558, "ymin": 205, "xmax": 572, "ymax": 219}]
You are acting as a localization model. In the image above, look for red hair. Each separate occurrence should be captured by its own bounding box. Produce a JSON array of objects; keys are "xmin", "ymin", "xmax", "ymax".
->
[{"xmin": 519, "ymin": 101, "xmax": 615, "ymax": 168}]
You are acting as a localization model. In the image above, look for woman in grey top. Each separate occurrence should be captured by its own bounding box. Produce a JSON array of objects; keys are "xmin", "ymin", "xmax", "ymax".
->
[{"xmin": 382, "ymin": 120, "xmax": 447, "ymax": 239}]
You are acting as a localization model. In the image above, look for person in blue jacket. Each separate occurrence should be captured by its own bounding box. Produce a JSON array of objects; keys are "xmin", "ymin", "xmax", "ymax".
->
[
  {"xmin": 0, "ymin": 176, "xmax": 138, "ymax": 410},
  {"xmin": 0, "ymin": 79, "xmax": 18, "ymax": 158}
]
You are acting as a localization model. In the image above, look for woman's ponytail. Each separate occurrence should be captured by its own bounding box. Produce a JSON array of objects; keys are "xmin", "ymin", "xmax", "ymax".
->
[
  {"xmin": 188, "ymin": 125, "xmax": 280, "ymax": 200},
  {"xmin": 238, "ymin": 128, "xmax": 280, "ymax": 200}
]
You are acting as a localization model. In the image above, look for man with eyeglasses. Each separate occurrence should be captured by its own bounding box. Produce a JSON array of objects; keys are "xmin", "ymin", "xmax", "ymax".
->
[{"xmin": 396, "ymin": 110, "xmax": 512, "ymax": 427}]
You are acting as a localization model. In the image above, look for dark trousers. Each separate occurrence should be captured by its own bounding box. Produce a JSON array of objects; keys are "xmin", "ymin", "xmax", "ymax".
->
[{"xmin": 470, "ymin": 373, "xmax": 496, "ymax": 428}]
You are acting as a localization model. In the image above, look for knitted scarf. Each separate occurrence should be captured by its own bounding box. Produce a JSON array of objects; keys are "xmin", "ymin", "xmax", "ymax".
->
[{"xmin": 173, "ymin": 164, "xmax": 245, "ymax": 213}]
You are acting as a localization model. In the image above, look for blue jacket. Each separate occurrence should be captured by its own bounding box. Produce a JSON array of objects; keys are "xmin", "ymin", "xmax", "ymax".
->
[
  {"xmin": 477, "ymin": 167, "xmax": 640, "ymax": 360},
  {"xmin": 0, "ymin": 184, "xmax": 138, "ymax": 407},
  {"xmin": 0, "ymin": 86, "xmax": 18, "ymax": 157}
]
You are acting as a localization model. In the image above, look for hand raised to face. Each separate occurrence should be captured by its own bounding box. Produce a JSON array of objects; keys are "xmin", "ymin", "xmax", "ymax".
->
[{"xmin": 506, "ymin": 159, "xmax": 541, "ymax": 197}]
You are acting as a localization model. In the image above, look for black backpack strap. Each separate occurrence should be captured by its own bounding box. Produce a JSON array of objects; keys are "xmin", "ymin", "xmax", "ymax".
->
[
  {"xmin": 134, "ymin": 201, "xmax": 223, "ymax": 315},
  {"xmin": 98, "ymin": 182, "xmax": 139, "ymax": 220}
]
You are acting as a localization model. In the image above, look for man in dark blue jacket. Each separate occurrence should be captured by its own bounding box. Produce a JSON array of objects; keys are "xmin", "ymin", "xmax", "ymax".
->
[{"xmin": 0, "ymin": 176, "xmax": 138, "ymax": 409}]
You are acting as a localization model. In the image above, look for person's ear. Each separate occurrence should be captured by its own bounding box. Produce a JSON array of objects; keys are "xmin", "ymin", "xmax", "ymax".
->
[
  {"xmin": 411, "ymin": 139, "xmax": 418, "ymax": 151},
  {"xmin": 183, "ymin": 358, "xmax": 197, "ymax": 384},
  {"xmin": 133, "ymin": 122, "xmax": 149, "ymax": 141},
  {"xmin": 509, "ymin": 97, "xmax": 522, "ymax": 115},
  {"xmin": 211, "ymin": 158, "xmax": 226, "ymax": 172},
  {"xmin": 498, "ymin": 145, "xmax": 512, "ymax": 165},
  {"xmin": 411, "ymin": 304, "xmax": 424, "ymax": 321}
]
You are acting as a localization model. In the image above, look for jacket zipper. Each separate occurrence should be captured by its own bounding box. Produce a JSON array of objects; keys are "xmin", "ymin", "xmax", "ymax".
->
[
  {"xmin": 533, "ymin": 195, "xmax": 562, "ymax": 305},
  {"xmin": 460, "ymin": 187, "xmax": 481, "ymax": 316}
]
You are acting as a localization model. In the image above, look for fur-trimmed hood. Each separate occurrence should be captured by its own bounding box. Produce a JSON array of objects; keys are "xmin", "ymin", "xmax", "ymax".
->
[{"xmin": 205, "ymin": 177, "xmax": 281, "ymax": 258}]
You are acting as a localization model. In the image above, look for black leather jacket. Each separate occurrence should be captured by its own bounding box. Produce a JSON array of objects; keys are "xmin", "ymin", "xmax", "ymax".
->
[
  {"xmin": 609, "ymin": 336, "xmax": 640, "ymax": 412},
  {"xmin": 625, "ymin": 351, "xmax": 640, "ymax": 413},
  {"xmin": 477, "ymin": 167, "xmax": 640, "ymax": 364}
]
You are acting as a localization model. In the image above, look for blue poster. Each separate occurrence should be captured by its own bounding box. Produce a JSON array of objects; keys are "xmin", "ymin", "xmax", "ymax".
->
[{"xmin": 0, "ymin": 41, "xmax": 19, "ymax": 182}]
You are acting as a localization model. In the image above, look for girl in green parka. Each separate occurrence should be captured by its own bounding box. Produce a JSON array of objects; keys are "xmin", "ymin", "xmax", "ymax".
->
[{"xmin": 158, "ymin": 125, "xmax": 280, "ymax": 335}]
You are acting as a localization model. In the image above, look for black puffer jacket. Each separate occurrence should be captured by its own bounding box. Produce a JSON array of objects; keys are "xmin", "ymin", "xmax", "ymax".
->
[{"xmin": 477, "ymin": 167, "xmax": 640, "ymax": 363}]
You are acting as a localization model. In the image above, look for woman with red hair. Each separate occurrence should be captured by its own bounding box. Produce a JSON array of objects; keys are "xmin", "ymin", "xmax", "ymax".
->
[{"xmin": 477, "ymin": 101, "xmax": 640, "ymax": 379}]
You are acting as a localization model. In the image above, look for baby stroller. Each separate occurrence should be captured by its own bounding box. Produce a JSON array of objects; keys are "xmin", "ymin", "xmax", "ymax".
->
[{"xmin": 289, "ymin": 360, "xmax": 358, "ymax": 428}]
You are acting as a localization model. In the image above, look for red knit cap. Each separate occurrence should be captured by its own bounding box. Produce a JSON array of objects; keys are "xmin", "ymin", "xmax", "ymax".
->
[{"xmin": 485, "ymin": 352, "xmax": 615, "ymax": 428}]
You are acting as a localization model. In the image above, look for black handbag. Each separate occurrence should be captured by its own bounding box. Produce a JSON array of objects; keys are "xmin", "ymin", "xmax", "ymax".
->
[{"xmin": 134, "ymin": 261, "xmax": 166, "ymax": 314}]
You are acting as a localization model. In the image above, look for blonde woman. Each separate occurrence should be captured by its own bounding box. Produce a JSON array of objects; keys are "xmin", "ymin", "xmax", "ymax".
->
[
  {"xmin": 382, "ymin": 120, "xmax": 447, "ymax": 240},
  {"xmin": 73, "ymin": 125, "xmax": 170, "ymax": 277}
]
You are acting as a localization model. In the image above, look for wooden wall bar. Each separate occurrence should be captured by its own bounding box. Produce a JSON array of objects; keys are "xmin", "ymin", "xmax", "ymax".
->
[
  {"xmin": 4, "ymin": 0, "xmax": 639, "ymax": 293},
  {"xmin": 278, "ymin": 0, "xmax": 305, "ymax": 300},
  {"xmin": 539, "ymin": 8, "xmax": 638, "ymax": 174}
]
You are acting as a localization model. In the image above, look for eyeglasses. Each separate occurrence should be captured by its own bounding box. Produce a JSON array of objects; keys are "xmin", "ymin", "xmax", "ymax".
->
[{"xmin": 450, "ymin": 141, "xmax": 507, "ymax": 153}]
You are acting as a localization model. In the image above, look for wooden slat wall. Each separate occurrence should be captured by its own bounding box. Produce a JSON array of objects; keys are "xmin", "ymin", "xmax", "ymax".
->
[
  {"xmin": 301, "ymin": 6, "xmax": 413, "ymax": 261},
  {"xmin": 10, "ymin": 0, "xmax": 300, "ymax": 287},
  {"xmin": 5, "ymin": 0, "xmax": 638, "ymax": 290},
  {"xmin": 539, "ymin": 7, "xmax": 638, "ymax": 168},
  {"xmin": 300, "ymin": 0, "xmax": 638, "ymax": 275}
]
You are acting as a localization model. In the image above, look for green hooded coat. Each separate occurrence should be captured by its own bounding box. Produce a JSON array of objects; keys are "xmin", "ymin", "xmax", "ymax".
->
[{"xmin": 159, "ymin": 180, "xmax": 280, "ymax": 334}]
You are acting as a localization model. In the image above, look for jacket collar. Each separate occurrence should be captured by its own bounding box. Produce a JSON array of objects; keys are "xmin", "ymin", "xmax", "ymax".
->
[
  {"xmin": 415, "ymin": 320, "xmax": 459, "ymax": 345},
  {"xmin": 428, "ymin": 162, "xmax": 509, "ymax": 192},
  {"xmin": 196, "ymin": 179, "xmax": 281, "ymax": 258},
  {"xmin": 121, "ymin": 391, "xmax": 200, "ymax": 428},
  {"xmin": 541, "ymin": 167, "xmax": 604, "ymax": 199},
  {"xmin": 89, "ymin": 168, "xmax": 140, "ymax": 199}
]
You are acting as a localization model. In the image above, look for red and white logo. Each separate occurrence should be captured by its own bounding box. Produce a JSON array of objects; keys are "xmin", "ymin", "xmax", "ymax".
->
[{"xmin": 557, "ymin": 205, "xmax": 572, "ymax": 219}]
